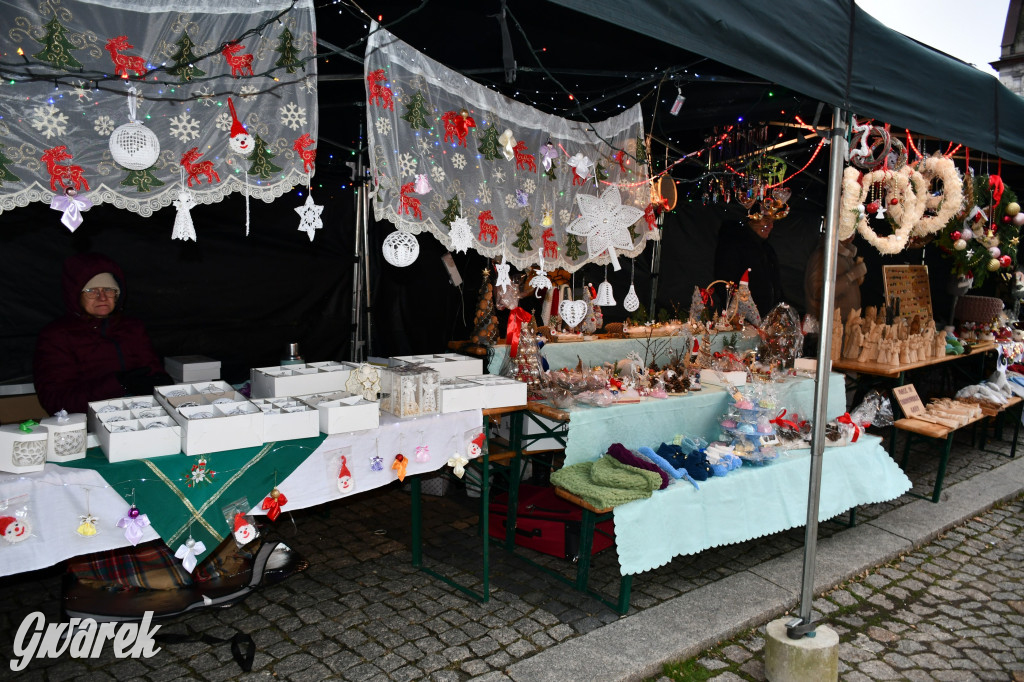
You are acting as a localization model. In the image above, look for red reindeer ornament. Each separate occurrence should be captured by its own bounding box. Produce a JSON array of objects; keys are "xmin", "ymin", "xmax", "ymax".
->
[
  {"xmin": 441, "ymin": 110, "xmax": 476, "ymax": 146},
  {"xmin": 105, "ymin": 36, "xmax": 147, "ymax": 79},
  {"xmin": 367, "ymin": 69, "xmax": 394, "ymax": 110},
  {"xmin": 180, "ymin": 147, "xmax": 220, "ymax": 186},
  {"xmin": 293, "ymin": 133, "xmax": 317, "ymax": 174},
  {"xmin": 41, "ymin": 145, "xmax": 89, "ymax": 192},
  {"xmin": 478, "ymin": 210, "xmax": 498, "ymax": 244},
  {"xmin": 222, "ymin": 43, "xmax": 254, "ymax": 78}
]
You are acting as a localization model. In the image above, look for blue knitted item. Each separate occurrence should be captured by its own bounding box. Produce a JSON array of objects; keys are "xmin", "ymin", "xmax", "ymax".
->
[{"xmin": 643, "ymin": 445, "xmax": 699, "ymax": 490}]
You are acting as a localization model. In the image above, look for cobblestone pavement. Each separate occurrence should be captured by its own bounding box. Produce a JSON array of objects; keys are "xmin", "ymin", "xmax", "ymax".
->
[
  {"xmin": 656, "ymin": 495, "xmax": 1024, "ymax": 682},
  {"xmin": 0, "ymin": 421, "xmax": 1019, "ymax": 681}
]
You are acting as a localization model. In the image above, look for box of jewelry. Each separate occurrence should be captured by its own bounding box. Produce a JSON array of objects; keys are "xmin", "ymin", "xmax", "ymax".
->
[
  {"xmin": 250, "ymin": 398, "xmax": 320, "ymax": 441},
  {"xmin": 250, "ymin": 362, "xmax": 352, "ymax": 399},
  {"xmin": 378, "ymin": 365, "xmax": 441, "ymax": 418},
  {"xmin": 95, "ymin": 409, "xmax": 182, "ymax": 462},
  {"xmin": 299, "ymin": 391, "xmax": 380, "ymax": 434}
]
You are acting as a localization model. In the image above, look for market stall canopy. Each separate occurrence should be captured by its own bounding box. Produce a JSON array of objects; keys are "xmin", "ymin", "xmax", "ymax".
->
[{"xmin": 551, "ymin": 0, "xmax": 1024, "ymax": 165}]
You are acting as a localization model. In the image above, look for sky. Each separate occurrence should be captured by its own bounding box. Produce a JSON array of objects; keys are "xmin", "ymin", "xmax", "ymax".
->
[{"xmin": 856, "ymin": 0, "xmax": 1008, "ymax": 76}]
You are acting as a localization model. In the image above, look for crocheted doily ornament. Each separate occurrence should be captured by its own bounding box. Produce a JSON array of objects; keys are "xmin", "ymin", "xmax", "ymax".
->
[{"xmin": 382, "ymin": 230, "xmax": 420, "ymax": 267}]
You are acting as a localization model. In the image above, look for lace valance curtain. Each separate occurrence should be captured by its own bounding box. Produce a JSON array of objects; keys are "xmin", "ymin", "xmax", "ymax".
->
[
  {"xmin": 364, "ymin": 27, "xmax": 656, "ymax": 273},
  {"xmin": 0, "ymin": 0, "xmax": 317, "ymax": 218}
]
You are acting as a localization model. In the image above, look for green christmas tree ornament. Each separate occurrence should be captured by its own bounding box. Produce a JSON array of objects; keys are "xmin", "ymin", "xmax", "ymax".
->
[
  {"xmin": 247, "ymin": 135, "xmax": 283, "ymax": 179},
  {"xmin": 440, "ymin": 195, "xmax": 461, "ymax": 227},
  {"xmin": 274, "ymin": 27, "xmax": 302, "ymax": 74},
  {"xmin": 120, "ymin": 167, "xmax": 165, "ymax": 193},
  {"xmin": 33, "ymin": 16, "xmax": 83, "ymax": 71},
  {"xmin": 513, "ymin": 218, "xmax": 534, "ymax": 253},
  {"xmin": 477, "ymin": 126, "xmax": 503, "ymax": 161},
  {"xmin": 564, "ymin": 233, "xmax": 583, "ymax": 260},
  {"xmin": 167, "ymin": 32, "xmax": 206, "ymax": 82},
  {"xmin": 0, "ymin": 144, "xmax": 21, "ymax": 187},
  {"xmin": 401, "ymin": 91, "xmax": 431, "ymax": 130}
]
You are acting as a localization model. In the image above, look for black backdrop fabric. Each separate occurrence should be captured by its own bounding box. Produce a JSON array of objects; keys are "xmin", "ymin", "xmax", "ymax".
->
[{"xmin": 1, "ymin": 185, "xmax": 354, "ymax": 385}]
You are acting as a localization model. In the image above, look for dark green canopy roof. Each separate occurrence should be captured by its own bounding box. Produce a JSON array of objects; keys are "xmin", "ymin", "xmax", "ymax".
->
[{"xmin": 552, "ymin": 0, "xmax": 1024, "ymax": 163}]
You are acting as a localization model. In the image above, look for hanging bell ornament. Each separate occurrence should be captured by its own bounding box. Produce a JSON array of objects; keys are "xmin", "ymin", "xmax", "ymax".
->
[
  {"xmin": 595, "ymin": 280, "xmax": 616, "ymax": 307},
  {"xmin": 623, "ymin": 284, "xmax": 640, "ymax": 312}
]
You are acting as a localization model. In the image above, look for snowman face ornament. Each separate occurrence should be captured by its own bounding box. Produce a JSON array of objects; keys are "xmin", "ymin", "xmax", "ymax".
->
[
  {"xmin": 230, "ymin": 132, "xmax": 254, "ymax": 155},
  {"xmin": 0, "ymin": 516, "xmax": 30, "ymax": 544},
  {"xmin": 338, "ymin": 474, "xmax": 353, "ymax": 494},
  {"xmin": 232, "ymin": 513, "xmax": 258, "ymax": 545}
]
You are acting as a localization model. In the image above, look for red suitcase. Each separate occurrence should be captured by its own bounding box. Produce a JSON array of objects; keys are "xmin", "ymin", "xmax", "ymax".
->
[{"xmin": 488, "ymin": 484, "xmax": 615, "ymax": 561}]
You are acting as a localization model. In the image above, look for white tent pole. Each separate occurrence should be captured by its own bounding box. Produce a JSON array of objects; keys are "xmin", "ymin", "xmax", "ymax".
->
[{"xmin": 787, "ymin": 105, "xmax": 847, "ymax": 638}]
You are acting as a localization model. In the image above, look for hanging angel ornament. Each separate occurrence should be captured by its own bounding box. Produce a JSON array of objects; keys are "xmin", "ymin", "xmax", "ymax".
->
[
  {"xmin": 413, "ymin": 173, "xmax": 432, "ymax": 194},
  {"xmin": 540, "ymin": 142, "xmax": 558, "ymax": 172},
  {"xmin": 565, "ymin": 186, "xmax": 644, "ymax": 270},
  {"xmin": 495, "ymin": 252, "xmax": 513, "ymax": 292},
  {"xmin": 497, "ymin": 129, "xmax": 517, "ymax": 161},
  {"xmin": 175, "ymin": 536, "xmax": 206, "ymax": 573},
  {"xmin": 171, "ymin": 185, "xmax": 198, "ymax": 242},
  {"xmin": 295, "ymin": 191, "xmax": 324, "ymax": 242},
  {"xmin": 448, "ymin": 215, "xmax": 474, "ymax": 254},
  {"xmin": 116, "ymin": 501, "xmax": 150, "ymax": 546},
  {"xmin": 568, "ymin": 153, "xmax": 593, "ymax": 185},
  {"xmin": 261, "ymin": 488, "xmax": 288, "ymax": 521}
]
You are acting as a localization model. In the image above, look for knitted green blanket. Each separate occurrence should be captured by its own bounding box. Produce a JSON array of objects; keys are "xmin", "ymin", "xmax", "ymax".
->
[{"xmin": 550, "ymin": 455, "xmax": 662, "ymax": 509}]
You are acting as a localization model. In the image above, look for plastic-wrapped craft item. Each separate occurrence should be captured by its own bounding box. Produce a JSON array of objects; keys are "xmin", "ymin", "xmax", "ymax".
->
[
  {"xmin": 850, "ymin": 389, "xmax": 893, "ymax": 428},
  {"xmin": 576, "ymin": 389, "xmax": 616, "ymax": 407},
  {"xmin": 496, "ymin": 274, "xmax": 523, "ymax": 310},
  {"xmin": 758, "ymin": 303, "xmax": 804, "ymax": 369},
  {"xmin": 544, "ymin": 387, "xmax": 576, "ymax": 409}
]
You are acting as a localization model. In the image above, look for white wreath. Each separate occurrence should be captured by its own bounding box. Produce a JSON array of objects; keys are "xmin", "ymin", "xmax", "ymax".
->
[
  {"xmin": 838, "ymin": 166, "xmax": 923, "ymax": 255},
  {"xmin": 886, "ymin": 166, "xmax": 928, "ymax": 233},
  {"xmin": 908, "ymin": 155, "xmax": 963, "ymax": 237}
]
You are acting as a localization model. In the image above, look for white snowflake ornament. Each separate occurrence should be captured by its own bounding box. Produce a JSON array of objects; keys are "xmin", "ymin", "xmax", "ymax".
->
[
  {"xmin": 565, "ymin": 186, "xmax": 644, "ymax": 270},
  {"xmin": 448, "ymin": 216, "xmax": 474, "ymax": 254},
  {"xmin": 279, "ymin": 102, "xmax": 307, "ymax": 131},
  {"xmin": 295, "ymin": 192, "xmax": 324, "ymax": 241}
]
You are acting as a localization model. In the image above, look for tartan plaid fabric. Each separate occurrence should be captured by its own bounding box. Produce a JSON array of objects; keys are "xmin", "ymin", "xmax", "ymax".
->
[{"xmin": 68, "ymin": 540, "xmax": 193, "ymax": 591}]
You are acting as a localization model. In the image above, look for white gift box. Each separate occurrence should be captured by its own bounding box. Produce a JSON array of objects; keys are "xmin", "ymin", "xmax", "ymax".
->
[
  {"xmin": 440, "ymin": 379, "xmax": 486, "ymax": 414},
  {"xmin": 250, "ymin": 363, "xmax": 352, "ymax": 399},
  {"xmin": 98, "ymin": 416, "xmax": 183, "ymax": 462},
  {"xmin": 463, "ymin": 375, "xmax": 527, "ymax": 409},
  {"xmin": 154, "ymin": 381, "xmax": 235, "ymax": 413},
  {"xmin": 89, "ymin": 398, "xmax": 130, "ymax": 434},
  {"xmin": 393, "ymin": 353, "xmax": 483, "ymax": 378},
  {"xmin": 299, "ymin": 391, "xmax": 380, "ymax": 434},
  {"xmin": 251, "ymin": 399, "xmax": 320, "ymax": 442},
  {"xmin": 170, "ymin": 401, "xmax": 264, "ymax": 456},
  {"xmin": 39, "ymin": 412, "xmax": 88, "ymax": 462},
  {"xmin": 165, "ymin": 355, "xmax": 221, "ymax": 383},
  {"xmin": 0, "ymin": 423, "xmax": 48, "ymax": 473}
]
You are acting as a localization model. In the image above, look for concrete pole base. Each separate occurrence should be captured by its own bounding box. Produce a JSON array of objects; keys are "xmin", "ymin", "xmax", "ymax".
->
[{"xmin": 764, "ymin": 618, "xmax": 839, "ymax": 682}]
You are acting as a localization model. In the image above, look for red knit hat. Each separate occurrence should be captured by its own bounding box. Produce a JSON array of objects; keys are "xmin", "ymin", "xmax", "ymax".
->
[
  {"xmin": 739, "ymin": 269, "xmax": 750, "ymax": 285},
  {"xmin": 227, "ymin": 98, "xmax": 248, "ymax": 139},
  {"xmin": 338, "ymin": 455, "xmax": 351, "ymax": 479},
  {"xmin": 233, "ymin": 512, "xmax": 249, "ymax": 532},
  {"xmin": 0, "ymin": 516, "xmax": 15, "ymax": 535}
]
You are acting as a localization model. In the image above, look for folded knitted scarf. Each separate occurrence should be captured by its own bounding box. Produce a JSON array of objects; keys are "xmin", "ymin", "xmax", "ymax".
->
[
  {"xmin": 550, "ymin": 455, "xmax": 662, "ymax": 509},
  {"xmin": 607, "ymin": 443, "xmax": 669, "ymax": 489}
]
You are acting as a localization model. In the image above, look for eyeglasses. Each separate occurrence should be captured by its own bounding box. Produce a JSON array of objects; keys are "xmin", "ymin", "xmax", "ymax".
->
[{"xmin": 82, "ymin": 287, "xmax": 119, "ymax": 300}]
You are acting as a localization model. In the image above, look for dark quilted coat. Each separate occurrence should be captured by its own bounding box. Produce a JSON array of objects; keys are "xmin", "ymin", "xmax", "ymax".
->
[{"xmin": 34, "ymin": 253, "xmax": 165, "ymax": 415}]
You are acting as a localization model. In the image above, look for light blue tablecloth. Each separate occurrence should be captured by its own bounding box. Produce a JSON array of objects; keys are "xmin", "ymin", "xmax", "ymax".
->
[
  {"xmin": 488, "ymin": 333, "xmax": 757, "ymax": 375},
  {"xmin": 612, "ymin": 435, "xmax": 911, "ymax": 574},
  {"xmin": 562, "ymin": 374, "xmax": 847, "ymax": 465}
]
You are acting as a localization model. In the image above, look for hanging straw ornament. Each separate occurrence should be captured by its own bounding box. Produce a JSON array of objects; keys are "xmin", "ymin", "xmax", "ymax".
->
[
  {"xmin": 171, "ymin": 168, "xmax": 198, "ymax": 242},
  {"xmin": 109, "ymin": 86, "xmax": 160, "ymax": 170},
  {"xmin": 295, "ymin": 176, "xmax": 324, "ymax": 242},
  {"xmin": 595, "ymin": 265, "xmax": 616, "ymax": 306},
  {"xmin": 623, "ymin": 260, "xmax": 640, "ymax": 312}
]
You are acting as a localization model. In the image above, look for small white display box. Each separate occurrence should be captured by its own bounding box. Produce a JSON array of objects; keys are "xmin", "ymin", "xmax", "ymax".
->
[
  {"xmin": 155, "ymin": 382, "xmax": 263, "ymax": 455},
  {"xmin": 250, "ymin": 362, "xmax": 352, "ymax": 399},
  {"xmin": 379, "ymin": 365, "xmax": 441, "ymax": 418},
  {"xmin": 251, "ymin": 398, "xmax": 320, "ymax": 442},
  {"xmin": 393, "ymin": 352, "xmax": 484, "ymax": 378},
  {"xmin": 0, "ymin": 423, "xmax": 48, "ymax": 474},
  {"xmin": 39, "ymin": 412, "xmax": 88, "ymax": 462},
  {"xmin": 300, "ymin": 391, "xmax": 380, "ymax": 434},
  {"xmin": 440, "ymin": 378, "xmax": 486, "ymax": 414},
  {"xmin": 165, "ymin": 355, "xmax": 221, "ymax": 383},
  {"xmin": 464, "ymin": 375, "xmax": 528, "ymax": 409},
  {"xmin": 95, "ymin": 406, "xmax": 183, "ymax": 462}
]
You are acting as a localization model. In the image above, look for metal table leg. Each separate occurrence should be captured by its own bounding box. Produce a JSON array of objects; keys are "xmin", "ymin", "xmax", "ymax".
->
[{"xmin": 930, "ymin": 433, "xmax": 954, "ymax": 503}]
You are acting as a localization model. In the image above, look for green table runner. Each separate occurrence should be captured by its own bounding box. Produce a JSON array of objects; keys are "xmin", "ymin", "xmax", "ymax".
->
[{"xmin": 59, "ymin": 436, "xmax": 325, "ymax": 557}]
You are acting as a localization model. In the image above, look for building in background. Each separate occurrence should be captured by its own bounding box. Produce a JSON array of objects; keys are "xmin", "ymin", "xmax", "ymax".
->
[{"xmin": 993, "ymin": 0, "xmax": 1024, "ymax": 95}]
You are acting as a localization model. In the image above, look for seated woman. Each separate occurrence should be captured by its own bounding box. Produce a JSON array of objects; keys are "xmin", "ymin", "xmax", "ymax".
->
[{"xmin": 34, "ymin": 252, "xmax": 171, "ymax": 415}]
